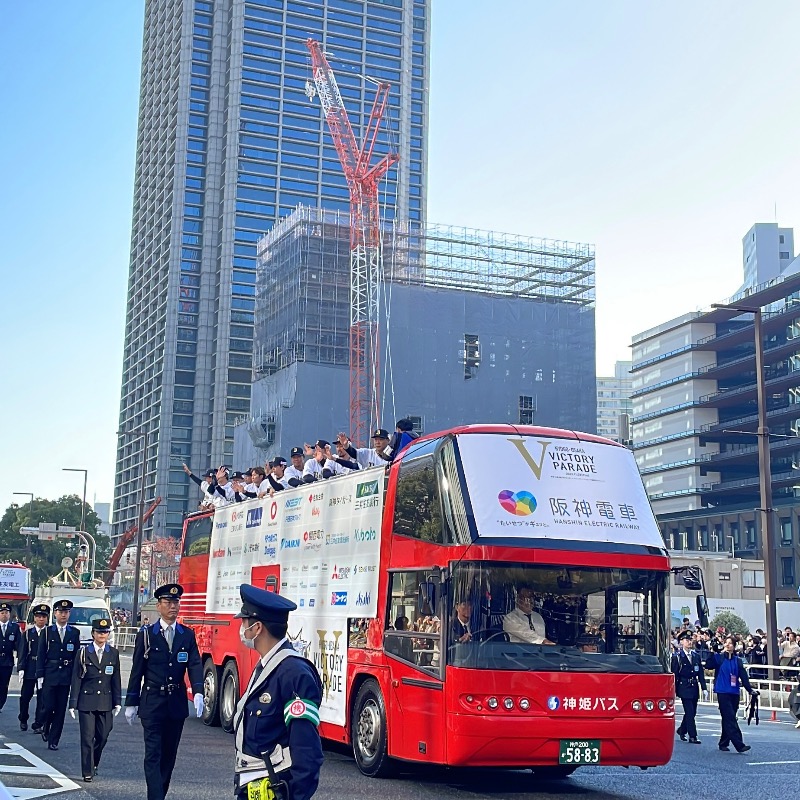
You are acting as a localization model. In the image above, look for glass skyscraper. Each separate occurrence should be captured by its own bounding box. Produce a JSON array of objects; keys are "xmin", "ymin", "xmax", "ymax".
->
[{"xmin": 114, "ymin": 0, "xmax": 430, "ymax": 541}]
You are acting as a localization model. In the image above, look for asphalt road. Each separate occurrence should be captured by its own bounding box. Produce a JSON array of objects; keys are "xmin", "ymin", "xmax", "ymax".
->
[{"xmin": 0, "ymin": 658, "xmax": 798, "ymax": 800}]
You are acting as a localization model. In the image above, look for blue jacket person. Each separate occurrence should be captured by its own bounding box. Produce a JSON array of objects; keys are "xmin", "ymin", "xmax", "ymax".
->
[
  {"xmin": 125, "ymin": 584, "xmax": 204, "ymax": 800},
  {"xmin": 36, "ymin": 599, "xmax": 81, "ymax": 749},
  {"xmin": 69, "ymin": 618, "xmax": 122, "ymax": 781},
  {"xmin": 233, "ymin": 584, "xmax": 323, "ymax": 800},
  {"xmin": 671, "ymin": 630, "xmax": 707, "ymax": 743},
  {"xmin": 20, "ymin": 604, "xmax": 49, "ymax": 731},
  {"xmin": 0, "ymin": 602, "xmax": 21, "ymax": 713}
]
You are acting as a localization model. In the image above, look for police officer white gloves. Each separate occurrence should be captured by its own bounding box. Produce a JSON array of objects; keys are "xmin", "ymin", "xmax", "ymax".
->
[
  {"xmin": 193, "ymin": 693, "xmax": 204, "ymax": 717},
  {"xmin": 69, "ymin": 709, "xmax": 76, "ymax": 719},
  {"xmin": 113, "ymin": 705, "xmax": 121, "ymax": 717},
  {"xmin": 16, "ymin": 672, "xmax": 22, "ymax": 686},
  {"xmin": 702, "ymin": 690, "xmax": 709, "ymax": 701},
  {"xmin": 37, "ymin": 678, "xmax": 43, "ymax": 691},
  {"xmin": 125, "ymin": 706, "xmax": 138, "ymax": 725}
]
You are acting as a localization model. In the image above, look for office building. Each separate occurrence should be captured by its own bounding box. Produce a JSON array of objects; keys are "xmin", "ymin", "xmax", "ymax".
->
[
  {"xmin": 113, "ymin": 0, "xmax": 430, "ymax": 541},
  {"xmin": 596, "ymin": 361, "xmax": 632, "ymax": 444},
  {"xmin": 233, "ymin": 206, "xmax": 597, "ymax": 465},
  {"xmin": 631, "ymin": 224, "xmax": 800, "ymax": 600}
]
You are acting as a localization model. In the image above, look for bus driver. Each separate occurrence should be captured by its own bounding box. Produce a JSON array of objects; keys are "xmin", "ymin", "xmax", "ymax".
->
[{"xmin": 503, "ymin": 588, "xmax": 555, "ymax": 645}]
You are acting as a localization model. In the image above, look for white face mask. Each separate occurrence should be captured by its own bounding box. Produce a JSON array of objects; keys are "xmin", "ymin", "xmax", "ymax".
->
[{"xmin": 240, "ymin": 622, "xmax": 258, "ymax": 649}]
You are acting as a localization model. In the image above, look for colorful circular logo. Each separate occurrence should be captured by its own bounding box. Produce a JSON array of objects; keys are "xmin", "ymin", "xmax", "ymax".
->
[{"xmin": 498, "ymin": 490, "xmax": 537, "ymax": 516}]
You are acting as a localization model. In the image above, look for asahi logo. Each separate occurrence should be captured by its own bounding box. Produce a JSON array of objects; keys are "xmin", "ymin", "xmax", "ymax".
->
[{"xmin": 356, "ymin": 479, "xmax": 379, "ymax": 498}]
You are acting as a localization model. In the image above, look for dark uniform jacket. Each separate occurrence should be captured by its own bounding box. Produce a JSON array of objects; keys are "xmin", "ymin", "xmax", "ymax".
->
[
  {"xmin": 18, "ymin": 625, "xmax": 44, "ymax": 678},
  {"xmin": 235, "ymin": 641, "xmax": 323, "ymax": 800},
  {"xmin": 0, "ymin": 622, "xmax": 21, "ymax": 668},
  {"xmin": 671, "ymin": 648, "xmax": 707, "ymax": 699},
  {"xmin": 125, "ymin": 620, "xmax": 202, "ymax": 720},
  {"xmin": 36, "ymin": 625, "xmax": 81, "ymax": 685},
  {"xmin": 69, "ymin": 643, "xmax": 122, "ymax": 712}
]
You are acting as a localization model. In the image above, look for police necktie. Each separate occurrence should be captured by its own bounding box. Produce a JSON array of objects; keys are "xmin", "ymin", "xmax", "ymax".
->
[
  {"xmin": 165, "ymin": 626, "xmax": 174, "ymax": 651},
  {"xmin": 59, "ymin": 627, "xmax": 64, "ymax": 643}
]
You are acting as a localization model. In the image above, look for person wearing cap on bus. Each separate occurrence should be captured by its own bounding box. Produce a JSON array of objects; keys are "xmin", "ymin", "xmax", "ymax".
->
[
  {"xmin": 125, "ymin": 583, "xmax": 204, "ymax": 800},
  {"xmin": 233, "ymin": 584, "xmax": 323, "ymax": 800},
  {"xmin": 0, "ymin": 602, "xmax": 21, "ymax": 713},
  {"xmin": 264, "ymin": 458, "xmax": 289, "ymax": 494},
  {"xmin": 302, "ymin": 441, "xmax": 333, "ymax": 482},
  {"xmin": 381, "ymin": 419, "xmax": 420, "ymax": 462},
  {"xmin": 285, "ymin": 448, "xmax": 306, "ymax": 487},
  {"xmin": 671, "ymin": 629, "xmax": 707, "ymax": 744},
  {"xmin": 337, "ymin": 430, "xmax": 389, "ymax": 469},
  {"xmin": 36, "ymin": 599, "xmax": 81, "ymax": 750},
  {"xmin": 20, "ymin": 603, "xmax": 48, "ymax": 732},
  {"xmin": 182, "ymin": 464, "xmax": 217, "ymax": 508},
  {"xmin": 68, "ymin": 618, "xmax": 121, "ymax": 782}
]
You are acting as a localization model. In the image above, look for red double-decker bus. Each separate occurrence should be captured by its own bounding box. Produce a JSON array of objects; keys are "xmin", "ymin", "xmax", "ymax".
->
[{"xmin": 178, "ymin": 424, "xmax": 677, "ymax": 778}]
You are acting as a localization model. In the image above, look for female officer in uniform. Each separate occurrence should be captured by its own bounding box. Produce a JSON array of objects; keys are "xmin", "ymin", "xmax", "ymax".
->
[
  {"xmin": 233, "ymin": 584, "xmax": 323, "ymax": 800},
  {"xmin": 671, "ymin": 630, "xmax": 707, "ymax": 744},
  {"xmin": 68, "ymin": 618, "xmax": 121, "ymax": 781}
]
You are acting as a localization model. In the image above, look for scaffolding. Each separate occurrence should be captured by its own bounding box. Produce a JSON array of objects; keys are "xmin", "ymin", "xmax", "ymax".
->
[{"xmin": 254, "ymin": 206, "xmax": 595, "ymax": 377}]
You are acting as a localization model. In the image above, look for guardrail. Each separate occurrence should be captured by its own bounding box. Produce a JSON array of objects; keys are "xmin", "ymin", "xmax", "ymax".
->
[{"xmin": 115, "ymin": 626, "xmax": 139, "ymax": 651}]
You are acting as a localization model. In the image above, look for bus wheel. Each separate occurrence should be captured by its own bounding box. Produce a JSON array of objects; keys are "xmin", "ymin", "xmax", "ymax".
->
[
  {"xmin": 351, "ymin": 680, "xmax": 393, "ymax": 777},
  {"xmin": 534, "ymin": 766, "xmax": 576, "ymax": 779},
  {"xmin": 202, "ymin": 659, "xmax": 221, "ymax": 727},
  {"xmin": 219, "ymin": 661, "xmax": 239, "ymax": 733}
]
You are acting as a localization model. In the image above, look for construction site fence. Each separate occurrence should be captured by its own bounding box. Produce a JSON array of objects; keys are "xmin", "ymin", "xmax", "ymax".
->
[{"xmin": 698, "ymin": 662, "xmax": 799, "ymax": 720}]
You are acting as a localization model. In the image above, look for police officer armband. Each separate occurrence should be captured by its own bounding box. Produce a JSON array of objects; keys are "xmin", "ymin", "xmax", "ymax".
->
[{"xmin": 283, "ymin": 697, "xmax": 320, "ymax": 727}]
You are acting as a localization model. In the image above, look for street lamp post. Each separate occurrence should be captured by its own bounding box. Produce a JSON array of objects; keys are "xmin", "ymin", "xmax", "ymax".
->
[
  {"xmin": 62, "ymin": 468, "xmax": 88, "ymax": 535},
  {"xmin": 118, "ymin": 428, "xmax": 148, "ymax": 626},
  {"xmin": 712, "ymin": 302, "xmax": 778, "ymax": 668},
  {"xmin": 12, "ymin": 492, "xmax": 34, "ymax": 566}
]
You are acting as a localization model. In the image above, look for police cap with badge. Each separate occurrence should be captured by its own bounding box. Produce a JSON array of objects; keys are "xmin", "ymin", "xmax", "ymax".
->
[
  {"xmin": 32, "ymin": 604, "xmax": 49, "ymax": 617},
  {"xmin": 154, "ymin": 583, "xmax": 183, "ymax": 601},
  {"xmin": 53, "ymin": 599, "xmax": 74, "ymax": 611},
  {"xmin": 678, "ymin": 630, "xmax": 693, "ymax": 642},
  {"xmin": 92, "ymin": 618, "xmax": 112, "ymax": 633},
  {"xmin": 0, "ymin": 603, "xmax": 11, "ymax": 613},
  {"xmin": 235, "ymin": 584, "xmax": 296, "ymax": 624}
]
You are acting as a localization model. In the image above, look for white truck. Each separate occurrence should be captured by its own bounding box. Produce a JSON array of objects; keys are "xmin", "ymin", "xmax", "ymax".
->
[{"xmin": 28, "ymin": 583, "xmax": 114, "ymax": 644}]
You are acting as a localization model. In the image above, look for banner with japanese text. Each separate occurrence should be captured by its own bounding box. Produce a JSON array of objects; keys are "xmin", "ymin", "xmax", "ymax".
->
[{"xmin": 457, "ymin": 434, "xmax": 663, "ymax": 549}]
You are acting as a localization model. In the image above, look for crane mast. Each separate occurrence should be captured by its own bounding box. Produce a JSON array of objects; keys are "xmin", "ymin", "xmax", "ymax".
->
[{"xmin": 306, "ymin": 39, "xmax": 399, "ymax": 445}]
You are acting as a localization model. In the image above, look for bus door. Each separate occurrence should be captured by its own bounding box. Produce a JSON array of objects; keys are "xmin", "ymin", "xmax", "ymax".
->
[{"xmin": 383, "ymin": 570, "xmax": 445, "ymax": 763}]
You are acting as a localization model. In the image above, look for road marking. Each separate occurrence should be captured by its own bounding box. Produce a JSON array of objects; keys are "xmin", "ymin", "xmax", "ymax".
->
[
  {"xmin": 0, "ymin": 742, "xmax": 79, "ymax": 799},
  {"xmin": 748, "ymin": 760, "xmax": 800, "ymax": 765}
]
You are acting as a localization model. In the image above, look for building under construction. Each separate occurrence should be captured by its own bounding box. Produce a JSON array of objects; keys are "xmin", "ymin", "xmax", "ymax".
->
[{"xmin": 234, "ymin": 206, "xmax": 596, "ymax": 461}]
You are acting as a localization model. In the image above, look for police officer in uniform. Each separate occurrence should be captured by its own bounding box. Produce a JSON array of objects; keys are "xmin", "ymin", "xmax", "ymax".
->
[
  {"xmin": 20, "ymin": 603, "xmax": 48, "ymax": 732},
  {"xmin": 671, "ymin": 629, "xmax": 707, "ymax": 744},
  {"xmin": 233, "ymin": 584, "xmax": 323, "ymax": 800},
  {"xmin": 125, "ymin": 584, "xmax": 204, "ymax": 800},
  {"xmin": 36, "ymin": 599, "xmax": 81, "ymax": 750},
  {"xmin": 0, "ymin": 602, "xmax": 21, "ymax": 711},
  {"xmin": 69, "ymin": 618, "xmax": 122, "ymax": 781}
]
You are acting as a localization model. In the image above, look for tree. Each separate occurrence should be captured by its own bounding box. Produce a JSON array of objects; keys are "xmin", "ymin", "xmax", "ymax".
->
[
  {"xmin": 710, "ymin": 611, "xmax": 749, "ymax": 637},
  {"xmin": 0, "ymin": 495, "xmax": 112, "ymax": 588}
]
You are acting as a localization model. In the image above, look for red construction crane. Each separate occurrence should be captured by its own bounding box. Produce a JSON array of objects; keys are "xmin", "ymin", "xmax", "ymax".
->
[
  {"xmin": 306, "ymin": 38, "xmax": 399, "ymax": 446},
  {"xmin": 103, "ymin": 497, "xmax": 162, "ymax": 586}
]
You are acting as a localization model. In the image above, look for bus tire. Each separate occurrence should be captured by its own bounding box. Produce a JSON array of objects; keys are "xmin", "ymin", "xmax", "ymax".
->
[
  {"xmin": 220, "ymin": 661, "xmax": 239, "ymax": 733},
  {"xmin": 351, "ymin": 679, "xmax": 394, "ymax": 777},
  {"xmin": 534, "ymin": 766, "xmax": 576, "ymax": 779},
  {"xmin": 202, "ymin": 659, "xmax": 221, "ymax": 727}
]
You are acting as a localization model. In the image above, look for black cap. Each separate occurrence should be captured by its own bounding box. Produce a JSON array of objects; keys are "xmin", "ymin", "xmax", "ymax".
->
[
  {"xmin": 271, "ymin": 457, "xmax": 287, "ymax": 468},
  {"xmin": 154, "ymin": 584, "xmax": 183, "ymax": 600},
  {"xmin": 677, "ymin": 630, "xmax": 693, "ymax": 641},
  {"xmin": 92, "ymin": 618, "xmax": 112, "ymax": 632},
  {"xmin": 31, "ymin": 604, "xmax": 49, "ymax": 617},
  {"xmin": 396, "ymin": 418, "xmax": 414, "ymax": 432},
  {"xmin": 234, "ymin": 584, "xmax": 296, "ymax": 623},
  {"xmin": 231, "ymin": 471, "xmax": 247, "ymax": 481},
  {"xmin": 202, "ymin": 469, "xmax": 215, "ymax": 479},
  {"xmin": 372, "ymin": 428, "xmax": 389, "ymax": 439},
  {"xmin": 53, "ymin": 599, "xmax": 74, "ymax": 611},
  {"xmin": 315, "ymin": 440, "xmax": 329, "ymax": 450},
  {"xmin": 0, "ymin": 603, "xmax": 11, "ymax": 613},
  {"xmin": 290, "ymin": 447, "xmax": 304, "ymax": 457}
]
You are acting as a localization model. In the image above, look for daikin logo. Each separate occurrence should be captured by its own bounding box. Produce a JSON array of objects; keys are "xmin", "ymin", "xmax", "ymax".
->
[{"xmin": 281, "ymin": 538, "xmax": 300, "ymax": 549}]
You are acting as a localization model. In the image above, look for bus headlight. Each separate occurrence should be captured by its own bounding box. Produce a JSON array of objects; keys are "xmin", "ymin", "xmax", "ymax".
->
[
  {"xmin": 657, "ymin": 699, "xmax": 667, "ymax": 711},
  {"xmin": 518, "ymin": 698, "xmax": 530, "ymax": 710},
  {"xmin": 632, "ymin": 700, "xmax": 642, "ymax": 712},
  {"xmin": 487, "ymin": 697, "xmax": 498, "ymax": 709},
  {"xmin": 644, "ymin": 700, "xmax": 655, "ymax": 712},
  {"xmin": 503, "ymin": 697, "xmax": 514, "ymax": 710}
]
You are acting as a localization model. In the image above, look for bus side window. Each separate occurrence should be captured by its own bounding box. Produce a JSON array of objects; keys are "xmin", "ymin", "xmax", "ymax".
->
[
  {"xmin": 182, "ymin": 515, "xmax": 213, "ymax": 557},
  {"xmin": 385, "ymin": 571, "xmax": 441, "ymax": 675},
  {"xmin": 392, "ymin": 455, "xmax": 444, "ymax": 544}
]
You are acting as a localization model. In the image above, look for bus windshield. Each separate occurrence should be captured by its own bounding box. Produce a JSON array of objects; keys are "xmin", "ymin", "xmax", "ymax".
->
[{"xmin": 448, "ymin": 562, "xmax": 669, "ymax": 674}]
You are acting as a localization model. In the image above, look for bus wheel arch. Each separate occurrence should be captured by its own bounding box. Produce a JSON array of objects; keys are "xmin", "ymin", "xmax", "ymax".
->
[
  {"xmin": 201, "ymin": 658, "xmax": 221, "ymax": 727},
  {"xmin": 219, "ymin": 660, "xmax": 240, "ymax": 734},
  {"xmin": 350, "ymin": 678, "xmax": 394, "ymax": 777}
]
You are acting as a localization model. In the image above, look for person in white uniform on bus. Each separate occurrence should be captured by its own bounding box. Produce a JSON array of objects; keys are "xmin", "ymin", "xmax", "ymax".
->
[{"xmin": 503, "ymin": 587, "xmax": 555, "ymax": 645}]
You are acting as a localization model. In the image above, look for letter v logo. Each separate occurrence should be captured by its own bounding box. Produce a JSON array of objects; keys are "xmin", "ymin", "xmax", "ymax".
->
[{"xmin": 508, "ymin": 439, "xmax": 551, "ymax": 479}]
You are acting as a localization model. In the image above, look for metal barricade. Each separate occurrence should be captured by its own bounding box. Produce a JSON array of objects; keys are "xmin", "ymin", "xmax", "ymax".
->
[{"xmin": 114, "ymin": 626, "xmax": 139, "ymax": 651}]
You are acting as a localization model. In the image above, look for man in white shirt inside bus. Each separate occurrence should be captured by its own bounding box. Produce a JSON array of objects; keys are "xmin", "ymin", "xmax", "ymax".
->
[{"xmin": 503, "ymin": 587, "xmax": 555, "ymax": 645}]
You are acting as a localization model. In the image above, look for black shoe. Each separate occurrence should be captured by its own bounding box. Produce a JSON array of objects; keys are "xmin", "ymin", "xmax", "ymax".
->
[
  {"xmin": 83, "ymin": 776, "xmax": 92, "ymax": 783},
  {"xmin": 31, "ymin": 725, "xmax": 41, "ymax": 733},
  {"xmin": 678, "ymin": 733, "xmax": 687, "ymax": 741},
  {"xmin": 737, "ymin": 745, "xmax": 751, "ymax": 753},
  {"xmin": 47, "ymin": 744, "xmax": 58, "ymax": 751},
  {"xmin": 719, "ymin": 745, "xmax": 730, "ymax": 751},
  {"xmin": 41, "ymin": 733, "xmax": 47, "ymax": 742},
  {"xmin": 93, "ymin": 766, "xmax": 98, "ymax": 776},
  {"xmin": 19, "ymin": 723, "xmax": 27, "ymax": 731},
  {"xmin": 688, "ymin": 737, "xmax": 701, "ymax": 744}
]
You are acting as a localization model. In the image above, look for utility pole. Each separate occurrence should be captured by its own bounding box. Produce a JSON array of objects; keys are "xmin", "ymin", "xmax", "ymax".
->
[{"xmin": 63, "ymin": 468, "xmax": 88, "ymax": 536}]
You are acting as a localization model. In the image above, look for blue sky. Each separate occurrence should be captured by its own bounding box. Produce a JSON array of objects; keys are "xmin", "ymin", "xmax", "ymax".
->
[{"xmin": 3, "ymin": 1, "xmax": 800, "ymax": 516}]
